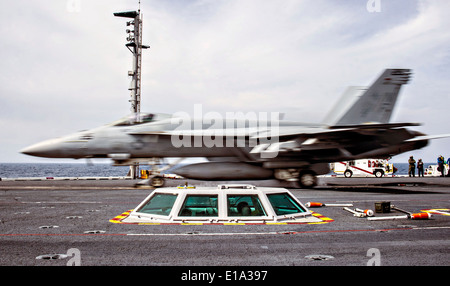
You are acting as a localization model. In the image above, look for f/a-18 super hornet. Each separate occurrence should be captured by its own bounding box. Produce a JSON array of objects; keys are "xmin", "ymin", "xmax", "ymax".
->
[{"xmin": 21, "ymin": 69, "xmax": 442, "ymax": 188}]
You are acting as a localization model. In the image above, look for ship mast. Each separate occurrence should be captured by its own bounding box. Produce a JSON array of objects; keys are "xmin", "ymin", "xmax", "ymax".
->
[{"xmin": 114, "ymin": 7, "xmax": 150, "ymax": 179}]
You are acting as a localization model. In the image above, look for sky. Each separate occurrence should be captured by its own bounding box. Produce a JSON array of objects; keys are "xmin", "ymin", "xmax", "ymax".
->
[{"xmin": 0, "ymin": 0, "xmax": 449, "ymax": 163}]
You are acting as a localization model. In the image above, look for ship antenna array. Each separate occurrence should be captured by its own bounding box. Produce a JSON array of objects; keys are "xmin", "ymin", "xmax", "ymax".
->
[
  {"xmin": 113, "ymin": 8, "xmax": 150, "ymax": 179},
  {"xmin": 113, "ymin": 9, "xmax": 150, "ymax": 114}
]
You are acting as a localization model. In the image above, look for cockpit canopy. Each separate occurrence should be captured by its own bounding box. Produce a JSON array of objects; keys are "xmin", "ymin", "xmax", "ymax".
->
[{"xmin": 110, "ymin": 113, "xmax": 170, "ymax": 127}]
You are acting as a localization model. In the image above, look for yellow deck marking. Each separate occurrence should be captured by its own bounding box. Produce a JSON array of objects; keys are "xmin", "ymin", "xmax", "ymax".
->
[{"xmin": 110, "ymin": 210, "xmax": 334, "ymax": 225}]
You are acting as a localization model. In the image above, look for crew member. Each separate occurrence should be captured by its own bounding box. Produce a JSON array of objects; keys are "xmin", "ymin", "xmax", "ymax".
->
[
  {"xmin": 437, "ymin": 155, "xmax": 445, "ymax": 177},
  {"xmin": 447, "ymin": 157, "xmax": 450, "ymax": 177},
  {"xmin": 408, "ymin": 156, "xmax": 416, "ymax": 177},
  {"xmin": 417, "ymin": 159, "xmax": 424, "ymax": 177}
]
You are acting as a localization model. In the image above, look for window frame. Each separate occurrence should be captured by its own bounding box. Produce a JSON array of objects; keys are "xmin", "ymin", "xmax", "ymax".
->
[
  {"xmin": 177, "ymin": 194, "xmax": 219, "ymax": 218},
  {"xmin": 134, "ymin": 192, "xmax": 179, "ymax": 219},
  {"xmin": 266, "ymin": 192, "xmax": 307, "ymax": 216},
  {"xmin": 226, "ymin": 194, "xmax": 267, "ymax": 217}
]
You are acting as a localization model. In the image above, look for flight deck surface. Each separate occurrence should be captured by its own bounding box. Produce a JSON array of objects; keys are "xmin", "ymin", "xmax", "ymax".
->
[{"xmin": 0, "ymin": 177, "xmax": 448, "ymax": 268}]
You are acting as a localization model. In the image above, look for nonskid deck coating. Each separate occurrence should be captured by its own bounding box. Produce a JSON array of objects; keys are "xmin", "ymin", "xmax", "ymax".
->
[{"xmin": 0, "ymin": 176, "xmax": 449, "ymax": 266}]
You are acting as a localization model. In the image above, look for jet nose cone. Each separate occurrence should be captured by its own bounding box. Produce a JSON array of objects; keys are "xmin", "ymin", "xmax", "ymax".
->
[{"xmin": 20, "ymin": 139, "xmax": 62, "ymax": 158}]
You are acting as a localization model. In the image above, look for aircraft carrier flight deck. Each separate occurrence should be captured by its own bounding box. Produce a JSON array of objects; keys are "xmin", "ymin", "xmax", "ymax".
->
[{"xmin": 0, "ymin": 176, "xmax": 448, "ymax": 268}]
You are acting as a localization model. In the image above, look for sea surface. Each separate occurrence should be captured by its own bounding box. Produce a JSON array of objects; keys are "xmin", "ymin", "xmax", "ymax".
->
[
  {"xmin": 0, "ymin": 162, "xmax": 427, "ymax": 179},
  {"xmin": 0, "ymin": 163, "xmax": 131, "ymax": 178}
]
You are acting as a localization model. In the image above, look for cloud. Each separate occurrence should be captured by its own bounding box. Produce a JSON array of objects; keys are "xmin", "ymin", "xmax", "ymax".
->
[{"xmin": 1, "ymin": 0, "xmax": 449, "ymax": 163}]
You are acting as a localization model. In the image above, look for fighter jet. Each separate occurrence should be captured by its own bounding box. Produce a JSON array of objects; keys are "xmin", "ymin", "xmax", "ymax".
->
[{"xmin": 21, "ymin": 69, "xmax": 435, "ymax": 187}]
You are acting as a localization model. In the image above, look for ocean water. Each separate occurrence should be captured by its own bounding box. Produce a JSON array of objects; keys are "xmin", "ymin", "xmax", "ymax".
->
[
  {"xmin": 0, "ymin": 163, "xmax": 131, "ymax": 178},
  {"xmin": 0, "ymin": 162, "xmax": 423, "ymax": 178}
]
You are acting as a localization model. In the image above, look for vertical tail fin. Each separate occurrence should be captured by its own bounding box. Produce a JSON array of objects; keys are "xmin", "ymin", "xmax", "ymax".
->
[{"xmin": 323, "ymin": 69, "xmax": 412, "ymax": 126}]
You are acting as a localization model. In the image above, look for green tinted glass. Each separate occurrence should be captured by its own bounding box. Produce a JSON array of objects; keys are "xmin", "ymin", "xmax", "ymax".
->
[
  {"xmin": 267, "ymin": 193, "xmax": 305, "ymax": 215},
  {"xmin": 178, "ymin": 195, "xmax": 218, "ymax": 217},
  {"xmin": 137, "ymin": 193, "xmax": 178, "ymax": 216},
  {"xmin": 227, "ymin": 195, "xmax": 266, "ymax": 216}
]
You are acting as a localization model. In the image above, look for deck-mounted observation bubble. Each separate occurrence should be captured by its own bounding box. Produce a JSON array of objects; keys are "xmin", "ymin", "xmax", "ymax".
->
[{"xmin": 112, "ymin": 184, "xmax": 330, "ymax": 224}]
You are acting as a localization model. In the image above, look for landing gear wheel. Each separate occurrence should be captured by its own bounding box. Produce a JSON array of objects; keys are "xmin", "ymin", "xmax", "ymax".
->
[
  {"xmin": 298, "ymin": 172, "xmax": 317, "ymax": 189},
  {"xmin": 150, "ymin": 176, "xmax": 165, "ymax": 188}
]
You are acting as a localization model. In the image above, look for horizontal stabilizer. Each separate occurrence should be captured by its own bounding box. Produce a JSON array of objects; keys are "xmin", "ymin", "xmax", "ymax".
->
[
  {"xmin": 405, "ymin": 133, "xmax": 450, "ymax": 142},
  {"xmin": 329, "ymin": 122, "xmax": 421, "ymax": 130}
]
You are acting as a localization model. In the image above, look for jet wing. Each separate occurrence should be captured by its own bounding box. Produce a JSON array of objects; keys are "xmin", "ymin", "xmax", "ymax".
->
[
  {"xmin": 250, "ymin": 122, "xmax": 421, "ymax": 140},
  {"xmin": 128, "ymin": 122, "xmax": 418, "ymax": 137},
  {"xmin": 128, "ymin": 122, "xmax": 422, "ymax": 149},
  {"xmin": 251, "ymin": 126, "xmax": 349, "ymax": 139},
  {"xmin": 249, "ymin": 122, "xmax": 424, "ymax": 156},
  {"xmin": 126, "ymin": 121, "xmax": 432, "ymax": 160}
]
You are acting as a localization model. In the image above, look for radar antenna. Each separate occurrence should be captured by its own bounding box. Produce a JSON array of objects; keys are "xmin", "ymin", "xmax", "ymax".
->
[{"xmin": 114, "ymin": 6, "xmax": 150, "ymax": 179}]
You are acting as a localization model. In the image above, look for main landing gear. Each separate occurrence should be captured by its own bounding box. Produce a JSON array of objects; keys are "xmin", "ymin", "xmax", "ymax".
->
[{"xmin": 134, "ymin": 158, "xmax": 184, "ymax": 188}]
